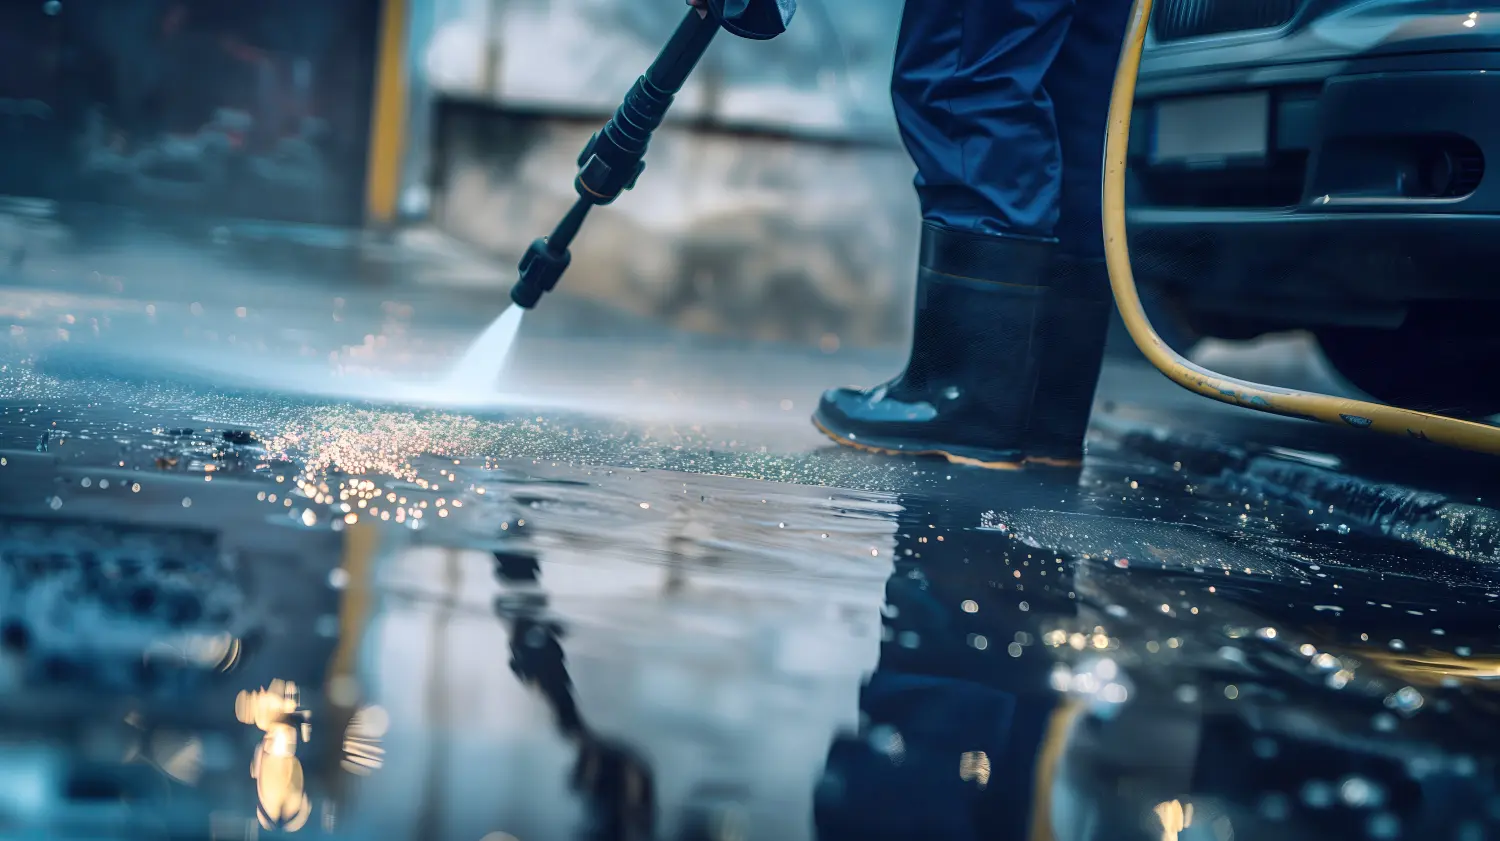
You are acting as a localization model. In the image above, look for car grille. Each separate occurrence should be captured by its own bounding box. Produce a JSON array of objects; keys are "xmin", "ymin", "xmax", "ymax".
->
[{"xmin": 1152, "ymin": 0, "xmax": 1299, "ymax": 42}]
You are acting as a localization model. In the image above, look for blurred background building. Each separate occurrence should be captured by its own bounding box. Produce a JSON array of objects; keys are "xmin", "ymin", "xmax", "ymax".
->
[{"xmin": 1, "ymin": 0, "xmax": 920, "ymax": 350}]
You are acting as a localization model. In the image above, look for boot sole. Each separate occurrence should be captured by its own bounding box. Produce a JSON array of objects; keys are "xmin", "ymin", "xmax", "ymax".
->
[{"xmin": 812, "ymin": 415, "xmax": 1026, "ymax": 471}]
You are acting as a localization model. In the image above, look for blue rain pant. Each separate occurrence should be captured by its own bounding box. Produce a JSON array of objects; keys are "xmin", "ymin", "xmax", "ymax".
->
[
  {"xmin": 812, "ymin": 567, "xmax": 1062, "ymax": 841},
  {"xmin": 892, "ymin": 0, "xmax": 1134, "ymax": 257}
]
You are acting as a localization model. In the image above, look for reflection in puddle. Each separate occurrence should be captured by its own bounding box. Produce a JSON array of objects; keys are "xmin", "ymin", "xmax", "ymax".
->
[
  {"xmin": 123, "ymin": 710, "xmax": 205, "ymax": 787},
  {"xmin": 1153, "ymin": 799, "xmax": 1193, "ymax": 841},
  {"xmin": 341, "ymin": 705, "xmax": 390, "ymax": 776},
  {"xmin": 4, "ymin": 320, "xmax": 1500, "ymax": 840},
  {"xmin": 236, "ymin": 679, "xmax": 313, "ymax": 832}
]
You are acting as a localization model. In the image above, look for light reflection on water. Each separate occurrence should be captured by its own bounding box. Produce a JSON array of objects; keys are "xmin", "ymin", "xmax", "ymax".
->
[{"xmin": 236, "ymin": 679, "xmax": 313, "ymax": 833}]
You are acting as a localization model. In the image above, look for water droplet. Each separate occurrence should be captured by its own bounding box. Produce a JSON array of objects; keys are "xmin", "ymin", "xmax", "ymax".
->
[
  {"xmin": 1218, "ymin": 646, "xmax": 1246, "ymax": 664},
  {"xmin": 968, "ymin": 633, "xmax": 987, "ymax": 651},
  {"xmin": 961, "ymin": 600, "xmax": 978, "ymax": 613},
  {"xmin": 181, "ymin": 497, "xmax": 192, "ymax": 508},
  {"xmin": 1385, "ymin": 686, "xmax": 1424, "ymax": 715},
  {"xmin": 47, "ymin": 496, "xmax": 62, "ymax": 510},
  {"xmin": 1301, "ymin": 779, "xmax": 1334, "ymax": 808},
  {"xmin": 1336, "ymin": 523, "xmax": 1351, "ymax": 535},
  {"xmin": 329, "ymin": 568, "xmax": 351, "ymax": 589},
  {"xmin": 1082, "ymin": 659, "xmax": 1114, "ymax": 683},
  {"xmin": 868, "ymin": 725, "xmax": 905, "ymax": 763},
  {"xmin": 1339, "ymin": 776, "xmax": 1382, "ymax": 808},
  {"xmin": 1049, "ymin": 664, "xmax": 1073, "ymax": 692}
]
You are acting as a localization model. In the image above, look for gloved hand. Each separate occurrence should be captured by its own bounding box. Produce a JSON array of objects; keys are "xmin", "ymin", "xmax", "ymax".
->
[{"xmin": 687, "ymin": 0, "xmax": 796, "ymax": 40}]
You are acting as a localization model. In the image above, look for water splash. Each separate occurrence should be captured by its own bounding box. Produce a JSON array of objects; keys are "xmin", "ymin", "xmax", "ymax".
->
[{"xmin": 446, "ymin": 305, "xmax": 525, "ymax": 392}]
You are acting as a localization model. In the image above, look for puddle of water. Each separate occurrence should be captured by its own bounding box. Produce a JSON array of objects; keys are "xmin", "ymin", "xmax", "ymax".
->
[{"xmin": 3, "ymin": 354, "xmax": 1500, "ymax": 839}]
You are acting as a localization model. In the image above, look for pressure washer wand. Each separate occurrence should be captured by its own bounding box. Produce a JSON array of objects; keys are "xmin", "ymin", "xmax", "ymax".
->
[{"xmin": 509, "ymin": 9, "xmax": 722, "ymax": 309}]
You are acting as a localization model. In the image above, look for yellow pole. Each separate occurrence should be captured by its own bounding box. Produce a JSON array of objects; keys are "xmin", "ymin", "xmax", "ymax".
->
[{"xmin": 365, "ymin": 0, "xmax": 410, "ymax": 228}]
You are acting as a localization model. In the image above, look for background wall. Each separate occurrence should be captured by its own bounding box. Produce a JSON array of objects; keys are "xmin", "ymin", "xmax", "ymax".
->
[
  {"xmin": 410, "ymin": 0, "xmax": 922, "ymax": 351},
  {"xmin": 420, "ymin": 0, "xmax": 905, "ymax": 136}
]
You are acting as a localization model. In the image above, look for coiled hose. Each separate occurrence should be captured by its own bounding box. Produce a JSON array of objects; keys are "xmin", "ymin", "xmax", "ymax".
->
[{"xmin": 1103, "ymin": 0, "xmax": 1500, "ymax": 455}]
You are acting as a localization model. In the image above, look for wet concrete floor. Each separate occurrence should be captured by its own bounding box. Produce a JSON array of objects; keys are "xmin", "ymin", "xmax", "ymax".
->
[{"xmin": 2, "ymin": 209, "xmax": 1500, "ymax": 841}]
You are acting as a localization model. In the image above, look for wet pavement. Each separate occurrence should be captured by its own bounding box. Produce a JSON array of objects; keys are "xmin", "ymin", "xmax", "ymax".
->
[{"xmin": 3, "ymin": 207, "xmax": 1500, "ymax": 841}]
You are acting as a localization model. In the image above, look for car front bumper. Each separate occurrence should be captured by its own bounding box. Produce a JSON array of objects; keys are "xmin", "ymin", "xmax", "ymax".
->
[{"xmin": 1127, "ymin": 4, "xmax": 1500, "ymax": 323}]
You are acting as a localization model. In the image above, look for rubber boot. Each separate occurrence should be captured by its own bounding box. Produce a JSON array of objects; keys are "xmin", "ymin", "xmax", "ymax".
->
[
  {"xmin": 813, "ymin": 223, "xmax": 1053, "ymax": 469},
  {"xmin": 1024, "ymin": 256, "xmax": 1113, "ymax": 468}
]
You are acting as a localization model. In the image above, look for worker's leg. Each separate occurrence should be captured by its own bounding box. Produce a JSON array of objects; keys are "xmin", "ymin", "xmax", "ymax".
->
[
  {"xmin": 1024, "ymin": 0, "xmax": 1134, "ymax": 467},
  {"xmin": 812, "ymin": 0, "xmax": 1075, "ymax": 469}
]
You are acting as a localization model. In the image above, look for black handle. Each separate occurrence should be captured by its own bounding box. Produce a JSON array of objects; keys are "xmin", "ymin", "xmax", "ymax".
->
[{"xmin": 574, "ymin": 8, "xmax": 720, "ymax": 205}]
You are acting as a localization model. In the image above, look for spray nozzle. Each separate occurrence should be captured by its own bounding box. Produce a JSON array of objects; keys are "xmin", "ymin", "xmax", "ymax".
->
[{"xmin": 511, "ymin": 236, "xmax": 572, "ymax": 309}]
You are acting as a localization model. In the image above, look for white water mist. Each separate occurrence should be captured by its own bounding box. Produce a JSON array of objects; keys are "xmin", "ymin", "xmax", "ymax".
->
[{"xmin": 446, "ymin": 304, "xmax": 526, "ymax": 391}]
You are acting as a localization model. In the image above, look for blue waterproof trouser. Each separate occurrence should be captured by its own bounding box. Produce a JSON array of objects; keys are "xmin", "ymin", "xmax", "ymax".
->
[
  {"xmin": 892, "ymin": 0, "xmax": 1134, "ymax": 256},
  {"xmin": 812, "ymin": 564, "xmax": 1064, "ymax": 841}
]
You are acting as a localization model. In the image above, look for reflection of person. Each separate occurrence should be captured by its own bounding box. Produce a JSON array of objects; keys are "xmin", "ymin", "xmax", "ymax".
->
[
  {"xmin": 493, "ymin": 551, "xmax": 658, "ymax": 841},
  {"xmin": 813, "ymin": 495, "xmax": 1080, "ymax": 841},
  {"xmin": 791, "ymin": 0, "xmax": 1132, "ymax": 471}
]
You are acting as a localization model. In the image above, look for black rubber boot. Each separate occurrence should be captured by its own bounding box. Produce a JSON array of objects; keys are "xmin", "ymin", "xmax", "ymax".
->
[
  {"xmin": 1024, "ymin": 255, "xmax": 1113, "ymax": 468},
  {"xmin": 813, "ymin": 223, "xmax": 1053, "ymax": 469}
]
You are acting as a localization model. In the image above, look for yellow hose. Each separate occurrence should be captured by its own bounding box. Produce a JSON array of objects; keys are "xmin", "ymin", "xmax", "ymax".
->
[{"xmin": 1103, "ymin": 0, "xmax": 1500, "ymax": 455}]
